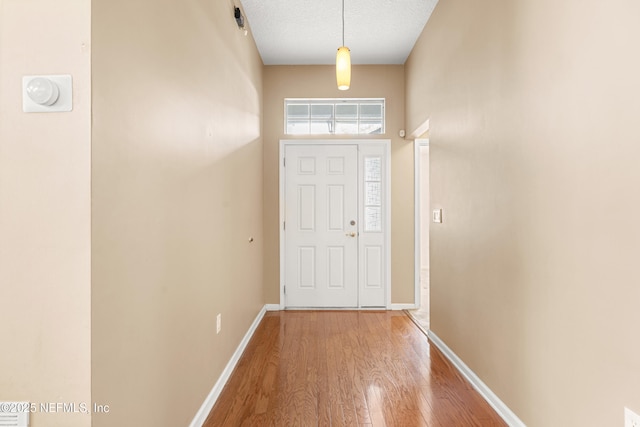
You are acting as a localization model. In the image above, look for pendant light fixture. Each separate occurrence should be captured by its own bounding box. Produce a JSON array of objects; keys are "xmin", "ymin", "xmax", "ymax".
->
[{"xmin": 336, "ymin": 0, "xmax": 351, "ymax": 90}]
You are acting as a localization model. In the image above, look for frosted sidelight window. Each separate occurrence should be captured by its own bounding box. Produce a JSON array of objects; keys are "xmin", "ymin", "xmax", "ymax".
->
[
  {"xmin": 364, "ymin": 156, "xmax": 382, "ymax": 232},
  {"xmin": 364, "ymin": 157, "xmax": 381, "ymax": 181},
  {"xmin": 365, "ymin": 182, "xmax": 381, "ymax": 205},
  {"xmin": 285, "ymin": 98, "xmax": 385, "ymax": 135}
]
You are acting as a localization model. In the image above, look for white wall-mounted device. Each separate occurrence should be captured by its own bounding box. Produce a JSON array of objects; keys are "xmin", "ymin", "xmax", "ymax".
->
[
  {"xmin": 22, "ymin": 75, "xmax": 72, "ymax": 113},
  {"xmin": 432, "ymin": 208, "xmax": 442, "ymax": 223}
]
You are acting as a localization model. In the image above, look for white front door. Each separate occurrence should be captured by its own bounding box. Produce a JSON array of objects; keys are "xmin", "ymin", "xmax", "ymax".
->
[{"xmin": 284, "ymin": 144, "xmax": 359, "ymax": 307}]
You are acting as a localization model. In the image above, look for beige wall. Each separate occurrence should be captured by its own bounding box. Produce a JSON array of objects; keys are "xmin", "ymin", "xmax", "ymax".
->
[
  {"xmin": 406, "ymin": 0, "xmax": 640, "ymax": 425},
  {"xmin": 91, "ymin": 0, "xmax": 264, "ymax": 425},
  {"xmin": 0, "ymin": 1, "xmax": 92, "ymax": 426},
  {"xmin": 263, "ymin": 65, "xmax": 414, "ymax": 305}
]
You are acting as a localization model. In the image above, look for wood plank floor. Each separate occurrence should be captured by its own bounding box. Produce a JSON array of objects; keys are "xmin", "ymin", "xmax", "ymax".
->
[{"xmin": 204, "ymin": 311, "xmax": 506, "ymax": 427}]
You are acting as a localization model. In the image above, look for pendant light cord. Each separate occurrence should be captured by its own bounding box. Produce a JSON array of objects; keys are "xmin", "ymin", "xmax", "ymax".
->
[{"xmin": 342, "ymin": 0, "xmax": 345, "ymax": 46}]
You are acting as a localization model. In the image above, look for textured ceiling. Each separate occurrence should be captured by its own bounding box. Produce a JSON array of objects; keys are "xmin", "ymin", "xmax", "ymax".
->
[{"xmin": 239, "ymin": 0, "xmax": 439, "ymax": 65}]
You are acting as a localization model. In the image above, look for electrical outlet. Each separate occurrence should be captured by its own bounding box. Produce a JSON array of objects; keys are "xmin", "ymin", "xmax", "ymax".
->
[
  {"xmin": 626, "ymin": 407, "xmax": 640, "ymax": 427},
  {"xmin": 216, "ymin": 314, "xmax": 222, "ymax": 334}
]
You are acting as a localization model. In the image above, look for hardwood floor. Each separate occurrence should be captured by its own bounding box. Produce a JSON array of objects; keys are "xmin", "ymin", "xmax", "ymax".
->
[{"xmin": 204, "ymin": 311, "xmax": 506, "ymax": 427}]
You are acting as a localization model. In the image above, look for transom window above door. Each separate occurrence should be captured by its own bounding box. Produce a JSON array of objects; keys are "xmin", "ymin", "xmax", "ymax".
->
[{"xmin": 285, "ymin": 98, "xmax": 385, "ymax": 135}]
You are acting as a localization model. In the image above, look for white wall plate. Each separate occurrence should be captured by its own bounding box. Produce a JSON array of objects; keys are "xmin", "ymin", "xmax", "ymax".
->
[{"xmin": 22, "ymin": 74, "xmax": 73, "ymax": 113}]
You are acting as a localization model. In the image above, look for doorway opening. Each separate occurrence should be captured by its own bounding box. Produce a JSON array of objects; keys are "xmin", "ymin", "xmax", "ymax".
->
[{"xmin": 410, "ymin": 138, "xmax": 430, "ymax": 330}]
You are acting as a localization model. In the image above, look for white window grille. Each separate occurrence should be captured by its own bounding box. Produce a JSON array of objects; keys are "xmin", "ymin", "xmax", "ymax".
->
[
  {"xmin": 285, "ymin": 98, "xmax": 385, "ymax": 135},
  {"xmin": 364, "ymin": 157, "xmax": 382, "ymax": 232}
]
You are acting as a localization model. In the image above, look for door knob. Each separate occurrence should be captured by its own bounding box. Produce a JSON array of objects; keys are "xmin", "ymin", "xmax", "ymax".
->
[{"xmin": 345, "ymin": 232, "xmax": 357, "ymax": 237}]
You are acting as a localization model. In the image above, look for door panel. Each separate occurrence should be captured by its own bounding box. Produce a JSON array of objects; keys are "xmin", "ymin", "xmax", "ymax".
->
[
  {"xmin": 364, "ymin": 245, "xmax": 382, "ymax": 288},
  {"xmin": 298, "ymin": 186, "xmax": 315, "ymax": 230},
  {"xmin": 327, "ymin": 246, "xmax": 345, "ymax": 288},
  {"xmin": 298, "ymin": 247, "xmax": 316, "ymax": 288},
  {"xmin": 285, "ymin": 144, "xmax": 358, "ymax": 307}
]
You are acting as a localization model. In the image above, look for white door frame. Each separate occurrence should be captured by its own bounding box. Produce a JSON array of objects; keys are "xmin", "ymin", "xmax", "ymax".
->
[
  {"xmin": 279, "ymin": 139, "xmax": 391, "ymax": 309},
  {"xmin": 414, "ymin": 138, "xmax": 430, "ymax": 307}
]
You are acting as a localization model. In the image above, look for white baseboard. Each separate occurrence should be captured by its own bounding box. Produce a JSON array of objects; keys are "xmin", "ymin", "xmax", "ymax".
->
[
  {"xmin": 265, "ymin": 302, "xmax": 419, "ymax": 311},
  {"xmin": 189, "ymin": 305, "xmax": 268, "ymax": 427},
  {"xmin": 391, "ymin": 303, "xmax": 417, "ymax": 310},
  {"xmin": 404, "ymin": 310, "xmax": 429, "ymax": 336},
  {"xmin": 427, "ymin": 331, "xmax": 526, "ymax": 427}
]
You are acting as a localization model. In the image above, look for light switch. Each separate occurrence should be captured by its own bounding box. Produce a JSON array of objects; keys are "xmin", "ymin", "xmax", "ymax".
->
[
  {"xmin": 23, "ymin": 75, "xmax": 72, "ymax": 113},
  {"xmin": 432, "ymin": 209, "xmax": 442, "ymax": 223}
]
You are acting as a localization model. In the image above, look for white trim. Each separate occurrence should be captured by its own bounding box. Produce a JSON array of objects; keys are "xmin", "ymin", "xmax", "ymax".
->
[
  {"xmin": 384, "ymin": 142, "xmax": 392, "ymax": 310},
  {"xmin": 414, "ymin": 140, "xmax": 421, "ymax": 308},
  {"xmin": 408, "ymin": 118, "xmax": 430, "ymax": 140},
  {"xmin": 390, "ymin": 303, "xmax": 417, "ymax": 310},
  {"xmin": 278, "ymin": 141, "xmax": 286, "ymax": 309},
  {"xmin": 414, "ymin": 139, "xmax": 429, "ymax": 309},
  {"xmin": 265, "ymin": 304, "xmax": 281, "ymax": 311},
  {"xmin": 189, "ymin": 305, "xmax": 268, "ymax": 427},
  {"xmin": 279, "ymin": 306, "xmax": 381, "ymax": 311},
  {"xmin": 427, "ymin": 331, "xmax": 526, "ymax": 427},
  {"xmin": 279, "ymin": 139, "xmax": 391, "ymax": 310}
]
